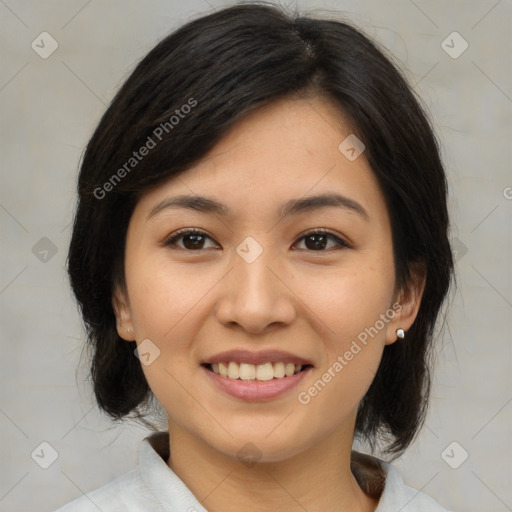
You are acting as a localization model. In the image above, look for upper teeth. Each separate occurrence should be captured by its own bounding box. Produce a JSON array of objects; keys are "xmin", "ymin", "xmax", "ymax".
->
[{"xmin": 210, "ymin": 362, "xmax": 303, "ymax": 381}]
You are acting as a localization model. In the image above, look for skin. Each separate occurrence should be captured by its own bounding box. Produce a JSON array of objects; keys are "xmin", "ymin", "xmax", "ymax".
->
[{"xmin": 113, "ymin": 95, "xmax": 425, "ymax": 512}]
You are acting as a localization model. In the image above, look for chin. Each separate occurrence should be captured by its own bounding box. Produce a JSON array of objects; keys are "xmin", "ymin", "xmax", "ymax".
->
[{"xmin": 201, "ymin": 424, "xmax": 314, "ymax": 464}]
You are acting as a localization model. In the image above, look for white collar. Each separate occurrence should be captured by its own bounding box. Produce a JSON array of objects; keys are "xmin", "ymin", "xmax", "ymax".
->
[{"xmin": 140, "ymin": 431, "xmax": 449, "ymax": 512}]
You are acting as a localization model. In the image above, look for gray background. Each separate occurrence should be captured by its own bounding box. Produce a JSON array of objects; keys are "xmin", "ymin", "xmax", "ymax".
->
[{"xmin": 1, "ymin": 0, "xmax": 511, "ymax": 511}]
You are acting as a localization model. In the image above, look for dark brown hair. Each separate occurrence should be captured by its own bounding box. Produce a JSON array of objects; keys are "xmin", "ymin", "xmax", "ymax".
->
[{"xmin": 67, "ymin": 2, "xmax": 454, "ymax": 457}]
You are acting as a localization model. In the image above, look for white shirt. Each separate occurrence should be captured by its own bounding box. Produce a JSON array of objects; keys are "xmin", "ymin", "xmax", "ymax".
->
[{"xmin": 55, "ymin": 432, "xmax": 452, "ymax": 512}]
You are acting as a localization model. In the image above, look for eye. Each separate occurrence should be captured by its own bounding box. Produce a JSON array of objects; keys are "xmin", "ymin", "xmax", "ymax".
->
[
  {"xmin": 164, "ymin": 229, "xmax": 219, "ymax": 251},
  {"xmin": 164, "ymin": 228, "xmax": 350, "ymax": 252},
  {"xmin": 293, "ymin": 229, "xmax": 351, "ymax": 251}
]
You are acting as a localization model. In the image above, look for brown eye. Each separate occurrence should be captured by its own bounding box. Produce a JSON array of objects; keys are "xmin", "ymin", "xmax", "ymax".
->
[
  {"xmin": 164, "ymin": 229, "xmax": 218, "ymax": 250},
  {"xmin": 294, "ymin": 230, "xmax": 350, "ymax": 251}
]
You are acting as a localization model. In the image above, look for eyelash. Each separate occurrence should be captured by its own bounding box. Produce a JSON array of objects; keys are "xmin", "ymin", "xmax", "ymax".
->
[{"xmin": 163, "ymin": 228, "xmax": 351, "ymax": 252}]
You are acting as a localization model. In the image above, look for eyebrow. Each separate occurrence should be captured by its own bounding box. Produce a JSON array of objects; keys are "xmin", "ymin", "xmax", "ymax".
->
[{"xmin": 148, "ymin": 193, "xmax": 369, "ymax": 221}]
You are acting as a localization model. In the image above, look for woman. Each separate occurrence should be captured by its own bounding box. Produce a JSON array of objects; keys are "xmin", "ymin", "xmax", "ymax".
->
[{"xmin": 58, "ymin": 3, "xmax": 454, "ymax": 511}]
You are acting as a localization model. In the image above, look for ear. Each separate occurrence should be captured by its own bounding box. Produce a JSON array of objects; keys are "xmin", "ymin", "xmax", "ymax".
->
[
  {"xmin": 112, "ymin": 284, "xmax": 135, "ymax": 341},
  {"xmin": 385, "ymin": 263, "xmax": 426, "ymax": 345}
]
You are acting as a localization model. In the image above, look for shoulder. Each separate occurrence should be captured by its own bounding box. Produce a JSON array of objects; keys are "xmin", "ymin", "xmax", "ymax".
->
[
  {"xmin": 53, "ymin": 431, "xmax": 204, "ymax": 512},
  {"xmin": 378, "ymin": 462, "xmax": 452, "ymax": 511},
  {"xmin": 53, "ymin": 468, "xmax": 158, "ymax": 512},
  {"xmin": 351, "ymin": 451, "xmax": 453, "ymax": 512}
]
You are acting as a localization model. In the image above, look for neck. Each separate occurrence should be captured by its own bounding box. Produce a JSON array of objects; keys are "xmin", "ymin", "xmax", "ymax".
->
[{"xmin": 164, "ymin": 424, "xmax": 380, "ymax": 512}]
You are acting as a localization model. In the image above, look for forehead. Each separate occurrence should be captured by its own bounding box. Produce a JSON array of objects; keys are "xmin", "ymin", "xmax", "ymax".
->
[{"xmin": 135, "ymin": 96, "xmax": 388, "ymax": 226}]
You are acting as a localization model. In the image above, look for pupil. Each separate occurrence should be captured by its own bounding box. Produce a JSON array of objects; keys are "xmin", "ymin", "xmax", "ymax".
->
[
  {"xmin": 306, "ymin": 234, "xmax": 326, "ymax": 250},
  {"xmin": 185, "ymin": 234, "xmax": 203, "ymax": 249}
]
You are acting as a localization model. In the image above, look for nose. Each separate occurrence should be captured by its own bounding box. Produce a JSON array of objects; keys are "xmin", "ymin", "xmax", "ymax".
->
[{"xmin": 214, "ymin": 248, "xmax": 297, "ymax": 335}]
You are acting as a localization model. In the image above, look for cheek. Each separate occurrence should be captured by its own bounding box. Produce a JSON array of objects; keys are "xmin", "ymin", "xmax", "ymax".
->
[
  {"xmin": 294, "ymin": 260, "xmax": 395, "ymax": 344},
  {"xmin": 125, "ymin": 248, "xmax": 215, "ymax": 336},
  {"xmin": 123, "ymin": 253, "xmax": 198, "ymax": 377},
  {"xmin": 293, "ymin": 275, "xmax": 391, "ymax": 427},
  {"xmin": 291, "ymin": 256, "xmax": 394, "ymax": 403},
  {"xmin": 124, "ymin": 260, "xmax": 208, "ymax": 417}
]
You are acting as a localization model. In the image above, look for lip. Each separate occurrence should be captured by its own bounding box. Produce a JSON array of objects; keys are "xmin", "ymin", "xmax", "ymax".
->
[
  {"xmin": 201, "ymin": 364, "xmax": 313, "ymax": 401},
  {"xmin": 202, "ymin": 349, "xmax": 313, "ymax": 366}
]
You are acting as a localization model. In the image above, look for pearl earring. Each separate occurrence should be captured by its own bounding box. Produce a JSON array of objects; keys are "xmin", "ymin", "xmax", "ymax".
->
[{"xmin": 396, "ymin": 328, "xmax": 405, "ymax": 339}]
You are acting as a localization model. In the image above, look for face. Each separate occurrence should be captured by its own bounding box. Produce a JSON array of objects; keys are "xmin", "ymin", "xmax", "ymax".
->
[{"xmin": 114, "ymin": 95, "xmax": 422, "ymax": 463}]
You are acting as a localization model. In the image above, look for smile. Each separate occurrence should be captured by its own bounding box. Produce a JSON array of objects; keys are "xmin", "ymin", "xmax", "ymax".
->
[
  {"xmin": 204, "ymin": 361, "xmax": 311, "ymax": 381},
  {"xmin": 201, "ymin": 349, "xmax": 314, "ymax": 401}
]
